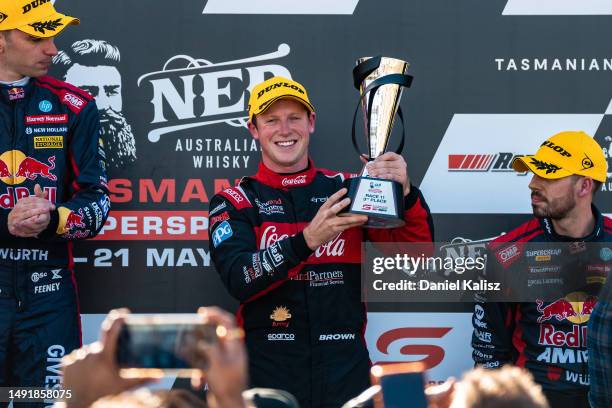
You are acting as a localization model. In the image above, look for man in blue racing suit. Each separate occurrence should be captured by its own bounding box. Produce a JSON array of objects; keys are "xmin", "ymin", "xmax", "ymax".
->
[
  {"xmin": 0, "ymin": 0, "xmax": 110, "ymax": 401},
  {"xmin": 472, "ymin": 131, "xmax": 610, "ymax": 408}
]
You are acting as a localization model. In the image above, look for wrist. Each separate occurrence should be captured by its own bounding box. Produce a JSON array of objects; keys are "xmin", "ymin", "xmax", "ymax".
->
[{"xmin": 302, "ymin": 226, "xmax": 318, "ymax": 251}]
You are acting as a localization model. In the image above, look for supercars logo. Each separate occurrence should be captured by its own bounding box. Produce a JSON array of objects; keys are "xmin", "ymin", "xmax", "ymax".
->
[
  {"xmin": 374, "ymin": 327, "xmax": 452, "ymax": 369},
  {"xmin": 0, "ymin": 12, "xmax": 7, "ymax": 24}
]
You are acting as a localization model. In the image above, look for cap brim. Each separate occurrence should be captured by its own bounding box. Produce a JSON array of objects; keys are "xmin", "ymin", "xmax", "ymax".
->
[
  {"xmin": 511, "ymin": 155, "xmax": 573, "ymax": 179},
  {"xmin": 253, "ymin": 95, "xmax": 315, "ymax": 120},
  {"xmin": 17, "ymin": 13, "xmax": 79, "ymax": 38}
]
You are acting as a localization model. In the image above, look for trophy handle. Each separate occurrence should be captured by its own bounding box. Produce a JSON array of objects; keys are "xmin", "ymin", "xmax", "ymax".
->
[{"xmin": 351, "ymin": 58, "xmax": 413, "ymax": 159}]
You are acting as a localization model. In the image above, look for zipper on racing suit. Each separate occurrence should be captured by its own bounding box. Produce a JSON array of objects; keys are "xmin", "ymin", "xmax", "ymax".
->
[{"xmin": 11, "ymin": 97, "xmax": 23, "ymax": 310}]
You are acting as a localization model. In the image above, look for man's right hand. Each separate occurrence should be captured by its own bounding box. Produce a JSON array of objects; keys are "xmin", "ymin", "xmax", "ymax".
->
[{"xmin": 303, "ymin": 188, "xmax": 368, "ymax": 250}]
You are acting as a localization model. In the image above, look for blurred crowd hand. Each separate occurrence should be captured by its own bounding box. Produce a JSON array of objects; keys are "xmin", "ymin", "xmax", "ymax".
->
[
  {"xmin": 8, "ymin": 184, "xmax": 54, "ymax": 237},
  {"xmin": 189, "ymin": 306, "xmax": 248, "ymax": 408},
  {"xmin": 425, "ymin": 379, "xmax": 456, "ymax": 408},
  {"xmin": 60, "ymin": 308, "xmax": 157, "ymax": 408}
]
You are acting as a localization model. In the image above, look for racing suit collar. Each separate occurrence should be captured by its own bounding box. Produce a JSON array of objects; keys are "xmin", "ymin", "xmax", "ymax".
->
[
  {"xmin": 539, "ymin": 204, "xmax": 604, "ymax": 241},
  {"xmin": 254, "ymin": 158, "xmax": 317, "ymax": 189}
]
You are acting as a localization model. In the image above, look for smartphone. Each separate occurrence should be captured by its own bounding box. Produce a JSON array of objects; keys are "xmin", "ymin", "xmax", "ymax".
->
[
  {"xmin": 370, "ymin": 362, "xmax": 427, "ymax": 408},
  {"xmin": 380, "ymin": 372, "xmax": 427, "ymax": 408},
  {"xmin": 116, "ymin": 314, "xmax": 217, "ymax": 377}
]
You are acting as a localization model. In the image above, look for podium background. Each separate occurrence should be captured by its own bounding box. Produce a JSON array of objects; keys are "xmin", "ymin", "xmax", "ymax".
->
[{"xmin": 48, "ymin": 0, "xmax": 612, "ymax": 383}]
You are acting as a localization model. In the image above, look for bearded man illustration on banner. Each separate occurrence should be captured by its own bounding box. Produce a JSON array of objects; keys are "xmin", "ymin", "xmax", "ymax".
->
[{"xmin": 54, "ymin": 39, "xmax": 137, "ymax": 169}]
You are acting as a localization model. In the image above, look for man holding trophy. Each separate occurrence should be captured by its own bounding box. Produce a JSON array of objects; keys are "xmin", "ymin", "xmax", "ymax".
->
[{"xmin": 209, "ymin": 57, "xmax": 432, "ymax": 408}]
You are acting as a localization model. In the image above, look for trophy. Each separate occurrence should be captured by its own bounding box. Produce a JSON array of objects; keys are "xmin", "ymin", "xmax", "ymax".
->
[{"xmin": 343, "ymin": 56, "xmax": 413, "ymax": 228}]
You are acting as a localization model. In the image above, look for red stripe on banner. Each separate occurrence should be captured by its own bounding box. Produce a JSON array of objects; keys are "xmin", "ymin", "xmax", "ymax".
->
[
  {"xmin": 469, "ymin": 154, "xmax": 482, "ymax": 169},
  {"xmin": 483, "ymin": 154, "xmax": 494, "ymax": 170},
  {"xmin": 472, "ymin": 154, "xmax": 485, "ymax": 169},
  {"xmin": 448, "ymin": 155, "xmax": 465, "ymax": 170},
  {"xmin": 463, "ymin": 154, "xmax": 476, "ymax": 169},
  {"xmin": 94, "ymin": 211, "xmax": 209, "ymax": 240}
]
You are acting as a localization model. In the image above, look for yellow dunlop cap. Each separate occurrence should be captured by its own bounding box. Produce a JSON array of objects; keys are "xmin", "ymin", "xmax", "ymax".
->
[
  {"xmin": 248, "ymin": 76, "xmax": 315, "ymax": 122},
  {"xmin": 0, "ymin": 0, "xmax": 79, "ymax": 38},
  {"xmin": 512, "ymin": 131, "xmax": 607, "ymax": 182}
]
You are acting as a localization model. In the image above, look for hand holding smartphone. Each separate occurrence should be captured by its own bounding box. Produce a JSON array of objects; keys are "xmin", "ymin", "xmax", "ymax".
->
[{"xmin": 116, "ymin": 314, "xmax": 220, "ymax": 377}]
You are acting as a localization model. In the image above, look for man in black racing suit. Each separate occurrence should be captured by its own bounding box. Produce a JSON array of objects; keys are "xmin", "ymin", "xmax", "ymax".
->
[
  {"xmin": 209, "ymin": 76, "xmax": 434, "ymax": 408},
  {"xmin": 0, "ymin": 0, "xmax": 110, "ymax": 402},
  {"xmin": 472, "ymin": 131, "xmax": 610, "ymax": 408}
]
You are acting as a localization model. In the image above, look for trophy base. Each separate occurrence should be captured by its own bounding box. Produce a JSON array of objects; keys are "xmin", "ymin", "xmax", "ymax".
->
[{"xmin": 343, "ymin": 177, "xmax": 405, "ymax": 229}]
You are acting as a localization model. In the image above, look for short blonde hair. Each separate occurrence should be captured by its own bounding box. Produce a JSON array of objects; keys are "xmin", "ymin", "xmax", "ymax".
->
[{"xmin": 451, "ymin": 366, "xmax": 549, "ymax": 408}]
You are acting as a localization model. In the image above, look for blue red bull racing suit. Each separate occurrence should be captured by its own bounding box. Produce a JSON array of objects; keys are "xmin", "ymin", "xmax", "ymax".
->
[
  {"xmin": 472, "ymin": 207, "xmax": 610, "ymax": 407},
  {"xmin": 209, "ymin": 160, "xmax": 434, "ymax": 408},
  {"xmin": 0, "ymin": 76, "xmax": 110, "ymax": 401}
]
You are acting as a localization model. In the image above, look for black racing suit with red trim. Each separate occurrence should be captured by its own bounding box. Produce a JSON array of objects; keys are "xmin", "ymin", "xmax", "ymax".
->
[
  {"xmin": 209, "ymin": 160, "xmax": 434, "ymax": 408},
  {"xmin": 472, "ymin": 207, "xmax": 610, "ymax": 405},
  {"xmin": 0, "ymin": 76, "xmax": 109, "ymax": 401}
]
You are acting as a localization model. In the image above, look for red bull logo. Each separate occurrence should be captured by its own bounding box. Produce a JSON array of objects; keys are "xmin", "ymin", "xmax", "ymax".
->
[
  {"xmin": 65, "ymin": 210, "xmax": 86, "ymax": 231},
  {"xmin": 8, "ymin": 87, "xmax": 24, "ymax": 101},
  {"xmin": 15, "ymin": 156, "xmax": 56, "ymax": 181},
  {"xmin": 0, "ymin": 150, "xmax": 57, "ymax": 185},
  {"xmin": 0, "ymin": 160, "xmax": 10, "ymax": 178},
  {"xmin": 536, "ymin": 292, "xmax": 598, "ymax": 324}
]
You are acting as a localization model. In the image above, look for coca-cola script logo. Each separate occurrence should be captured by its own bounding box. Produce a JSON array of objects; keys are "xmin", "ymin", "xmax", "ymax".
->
[
  {"xmin": 281, "ymin": 174, "xmax": 307, "ymax": 187},
  {"xmin": 259, "ymin": 225, "xmax": 290, "ymax": 250},
  {"xmin": 259, "ymin": 224, "xmax": 346, "ymax": 259},
  {"xmin": 314, "ymin": 233, "xmax": 345, "ymax": 258}
]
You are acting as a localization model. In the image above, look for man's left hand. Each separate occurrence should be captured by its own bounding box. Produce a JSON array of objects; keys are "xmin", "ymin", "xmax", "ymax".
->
[{"xmin": 363, "ymin": 152, "xmax": 411, "ymax": 196}]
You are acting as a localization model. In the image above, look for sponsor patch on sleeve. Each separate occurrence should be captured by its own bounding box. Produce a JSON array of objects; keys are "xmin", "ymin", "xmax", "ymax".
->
[
  {"xmin": 219, "ymin": 187, "xmax": 252, "ymax": 210},
  {"xmin": 60, "ymin": 91, "xmax": 87, "ymax": 114},
  {"xmin": 212, "ymin": 220, "xmax": 233, "ymax": 248}
]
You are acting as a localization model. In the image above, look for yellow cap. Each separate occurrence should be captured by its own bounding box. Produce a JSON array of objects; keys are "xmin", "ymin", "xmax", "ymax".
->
[
  {"xmin": 0, "ymin": 0, "xmax": 79, "ymax": 38},
  {"xmin": 512, "ymin": 131, "xmax": 607, "ymax": 182},
  {"xmin": 248, "ymin": 76, "xmax": 314, "ymax": 122}
]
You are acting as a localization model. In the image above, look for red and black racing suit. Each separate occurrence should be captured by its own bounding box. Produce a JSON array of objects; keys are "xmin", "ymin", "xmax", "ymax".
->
[
  {"xmin": 0, "ymin": 76, "xmax": 109, "ymax": 402},
  {"xmin": 209, "ymin": 160, "xmax": 433, "ymax": 408},
  {"xmin": 472, "ymin": 207, "xmax": 610, "ymax": 407}
]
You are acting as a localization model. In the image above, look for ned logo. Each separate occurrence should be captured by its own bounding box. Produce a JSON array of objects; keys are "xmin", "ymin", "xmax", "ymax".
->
[
  {"xmin": 202, "ymin": 0, "xmax": 360, "ymax": 15},
  {"xmin": 138, "ymin": 44, "xmax": 293, "ymax": 143}
]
